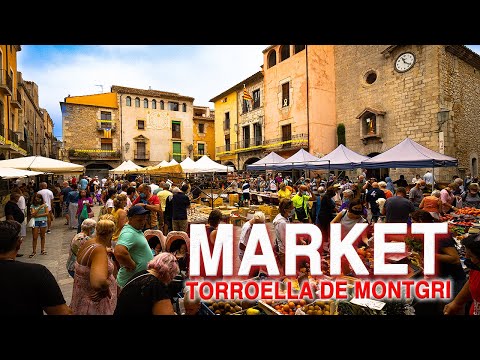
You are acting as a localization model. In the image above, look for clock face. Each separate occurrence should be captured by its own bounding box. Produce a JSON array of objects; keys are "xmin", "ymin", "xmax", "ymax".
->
[{"xmin": 395, "ymin": 52, "xmax": 415, "ymax": 72}]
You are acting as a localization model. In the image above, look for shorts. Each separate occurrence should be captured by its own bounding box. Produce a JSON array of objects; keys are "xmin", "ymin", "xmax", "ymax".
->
[
  {"xmin": 34, "ymin": 220, "xmax": 47, "ymax": 228},
  {"xmin": 242, "ymin": 193, "xmax": 250, "ymax": 200}
]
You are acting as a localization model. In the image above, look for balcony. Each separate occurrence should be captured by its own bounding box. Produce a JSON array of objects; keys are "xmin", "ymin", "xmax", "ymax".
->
[
  {"xmin": 134, "ymin": 151, "xmax": 150, "ymax": 160},
  {"xmin": 263, "ymin": 133, "xmax": 309, "ymax": 152},
  {"xmin": 68, "ymin": 149, "xmax": 122, "ymax": 160},
  {"xmin": 96, "ymin": 120, "xmax": 117, "ymax": 131},
  {"xmin": 0, "ymin": 129, "xmax": 27, "ymax": 155},
  {"xmin": 0, "ymin": 70, "xmax": 13, "ymax": 96},
  {"xmin": 216, "ymin": 143, "xmax": 237, "ymax": 156},
  {"xmin": 236, "ymin": 137, "xmax": 264, "ymax": 153},
  {"xmin": 11, "ymin": 89, "xmax": 22, "ymax": 109}
]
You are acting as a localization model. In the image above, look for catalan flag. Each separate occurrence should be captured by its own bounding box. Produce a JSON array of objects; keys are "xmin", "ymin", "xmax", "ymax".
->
[
  {"xmin": 103, "ymin": 128, "xmax": 112, "ymax": 139},
  {"xmin": 243, "ymin": 84, "xmax": 253, "ymax": 101}
]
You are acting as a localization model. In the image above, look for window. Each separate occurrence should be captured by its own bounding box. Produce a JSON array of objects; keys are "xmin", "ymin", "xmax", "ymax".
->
[
  {"xmin": 282, "ymin": 82, "xmax": 290, "ymax": 107},
  {"xmin": 144, "ymin": 98, "xmax": 149, "ymax": 108},
  {"xmin": 135, "ymin": 97, "xmax": 140, "ymax": 107},
  {"xmin": 224, "ymin": 112, "xmax": 230, "ymax": 130},
  {"xmin": 169, "ymin": 102, "xmax": 179, "ymax": 111},
  {"xmin": 152, "ymin": 99, "xmax": 157, "ymax": 109},
  {"xmin": 267, "ymin": 50, "xmax": 276, "ymax": 68},
  {"xmin": 136, "ymin": 142, "xmax": 146, "ymax": 160},
  {"xmin": 101, "ymin": 138, "xmax": 113, "ymax": 151},
  {"xmin": 282, "ymin": 124, "xmax": 291, "ymax": 148},
  {"xmin": 242, "ymin": 99, "xmax": 250, "ymax": 114},
  {"xmin": 253, "ymin": 89, "xmax": 260, "ymax": 109},
  {"xmin": 172, "ymin": 121, "xmax": 181, "ymax": 139},
  {"xmin": 280, "ymin": 45, "xmax": 290, "ymax": 62},
  {"xmin": 182, "ymin": 103, "xmax": 187, "ymax": 112},
  {"xmin": 172, "ymin": 141, "xmax": 182, "ymax": 162},
  {"xmin": 137, "ymin": 120, "xmax": 145, "ymax": 129},
  {"xmin": 294, "ymin": 45, "xmax": 305, "ymax": 54},
  {"xmin": 100, "ymin": 111, "xmax": 112, "ymax": 120},
  {"xmin": 160, "ymin": 100, "xmax": 164, "ymax": 110},
  {"xmin": 243, "ymin": 125, "xmax": 250, "ymax": 148},
  {"xmin": 198, "ymin": 123, "xmax": 205, "ymax": 133},
  {"xmin": 126, "ymin": 96, "xmax": 131, "ymax": 106},
  {"xmin": 254, "ymin": 122, "xmax": 262, "ymax": 145},
  {"xmin": 225, "ymin": 136, "xmax": 230, "ymax": 151},
  {"xmin": 198, "ymin": 143, "xmax": 205, "ymax": 155}
]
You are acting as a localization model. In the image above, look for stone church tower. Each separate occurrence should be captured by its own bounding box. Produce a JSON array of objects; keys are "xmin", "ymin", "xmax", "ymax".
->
[{"xmin": 335, "ymin": 45, "xmax": 480, "ymax": 183}]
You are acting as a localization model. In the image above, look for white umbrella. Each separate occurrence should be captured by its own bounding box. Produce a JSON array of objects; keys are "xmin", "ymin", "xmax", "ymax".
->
[
  {"xmin": 0, "ymin": 156, "xmax": 84, "ymax": 174},
  {"xmin": 0, "ymin": 167, "xmax": 44, "ymax": 179}
]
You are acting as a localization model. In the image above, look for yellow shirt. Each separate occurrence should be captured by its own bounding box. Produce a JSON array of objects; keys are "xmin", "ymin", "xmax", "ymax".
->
[
  {"xmin": 157, "ymin": 190, "xmax": 173, "ymax": 211},
  {"xmin": 277, "ymin": 188, "xmax": 292, "ymax": 200}
]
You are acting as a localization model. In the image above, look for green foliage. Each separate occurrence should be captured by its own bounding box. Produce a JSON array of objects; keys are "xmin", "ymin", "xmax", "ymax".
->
[{"xmin": 337, "ymin": 123, "xmax": 346, "ymax": 146}]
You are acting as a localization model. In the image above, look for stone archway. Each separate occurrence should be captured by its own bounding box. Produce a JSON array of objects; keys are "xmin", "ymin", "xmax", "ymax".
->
[
  {"xmin": 366, "ymin": 152, "xmax": 389, "ymax": 181},
  {"xmin": 85, "ymin": 163, "xmax": 113, "ymax": 180},
  {"xmin": 224, "ymin": 161, "xmax": 236, "ymax": 171},
  {"xmin": 243, "ymin": 157, "xmax": 261, "ymax": 171}
]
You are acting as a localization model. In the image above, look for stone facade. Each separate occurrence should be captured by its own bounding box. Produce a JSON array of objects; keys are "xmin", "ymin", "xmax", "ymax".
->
[
  {"xmin": 61, "ymin": 97, "xmax": 121, "ymax": 177},
  {"xmin": 236, "ymin": 74, "xmax": 265, "ymax": 170},
  {"xmin": 441, "ymin": 46, "xmax": 480, "ymax": 179},
  {"xmin": 334, "ymin": 45, "xmax": 480, "ymax": 183}
]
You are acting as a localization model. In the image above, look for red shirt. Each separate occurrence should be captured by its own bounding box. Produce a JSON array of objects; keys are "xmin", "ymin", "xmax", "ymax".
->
[{"xmin": 469, "ymin": 269, "xmax": 480, "ymax": 315}]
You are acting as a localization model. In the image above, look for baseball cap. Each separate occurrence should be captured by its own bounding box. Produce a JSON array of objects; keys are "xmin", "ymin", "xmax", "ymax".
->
[{"xmin": 127, "ymin": 205, "xmax": 150, "ymax": 217}]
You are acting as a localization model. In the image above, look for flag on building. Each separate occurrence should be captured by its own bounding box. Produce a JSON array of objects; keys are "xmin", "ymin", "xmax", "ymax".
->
[
  {"xmin": 103, "ymin": 128, "xmax": 112, "ymax": 138},
  {"xmin": 243, "ymin": 84, "xmax": 253, "ymax": 101}
]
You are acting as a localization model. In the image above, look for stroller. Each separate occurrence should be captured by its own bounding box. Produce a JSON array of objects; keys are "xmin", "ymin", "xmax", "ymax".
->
[{"xmin": 165, "ymin": 231, "xmax": 191, "ymax": 299}]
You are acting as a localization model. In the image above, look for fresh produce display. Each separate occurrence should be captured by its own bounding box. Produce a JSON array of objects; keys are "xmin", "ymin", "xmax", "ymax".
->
[
  {"xmin": 298, "ymin": 300, "xmax": 337, "ymax": 315},
  {"xmin": 455, "ymin": 207, "xmax": 480, "ymax": 216},
  {"xmin": 203, "ymin": 300, "xmax": 245, "ymax": 315}
]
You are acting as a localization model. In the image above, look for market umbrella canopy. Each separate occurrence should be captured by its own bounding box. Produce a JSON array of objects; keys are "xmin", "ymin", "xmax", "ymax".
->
[
  {"xmin": 0, "ymin": 156, "xmax": 84, "ymax": 174},
  {"xmin": 361, "ymin": 138, "xmax": 458, "ymax": 168},
  {"xmin": 316, "ymin": 144, "xmax": 370, "ymax": 170},
  {"xmin": 0, "ymin": 167, "xmax": 44, "ymax": 179},
  {"xmin": 168, "ymin": 159, "xmax": 179, "ymax": 166},
  {"xmin": 109, "ymin": 160, "xmax": 142, "ymax": 174},
  {"xmin": 147, "ymin": 164, "xmax": 184, "ymax": 175},
  {"xmin": 246, "ymin": 151, "xmax": 286, "ymax": 170}
]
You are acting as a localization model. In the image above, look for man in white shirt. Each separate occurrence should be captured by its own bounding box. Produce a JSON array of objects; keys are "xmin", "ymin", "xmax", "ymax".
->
[
  {"xmin": 423, "ymin": 170, "xmax": 434, "ymax": 186},
  {"xmin": 37, "ymin": 182, "xmax": 54, "ymax": 233}
]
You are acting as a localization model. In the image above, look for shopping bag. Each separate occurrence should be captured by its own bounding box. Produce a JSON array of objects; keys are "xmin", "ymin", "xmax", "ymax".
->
[
  {"xmin": 27, "ymin": 217, "xmax": 35, "ymax": 228},
  {"xmin": 80, "ymin": 204, "xmax": 89, "ymax": 221}
]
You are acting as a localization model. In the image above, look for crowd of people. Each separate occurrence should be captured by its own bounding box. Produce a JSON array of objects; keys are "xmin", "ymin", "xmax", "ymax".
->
[{"xmin": 1, "ymin": 169, "xmax": 479, "ymax": 316}]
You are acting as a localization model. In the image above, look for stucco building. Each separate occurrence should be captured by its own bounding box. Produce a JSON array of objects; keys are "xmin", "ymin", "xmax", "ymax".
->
[
  {"xmin": 112, "ymin": 85, "xmax": 194, "ymax": 165},
  {"xmin": 192, "ymin": 106, "xmax": 215, "ymax": 161},
  {"xmin": 0, "ymin": 45, "xmax": 27, "ymax": 159},
  {"xmin": 335, "ymin": 45, "xmax": 480, "ymax": 182},
  {"xmin": 262, "ymin": 45, "xmax": 336, "ymax": 159},
  {"xmin": 61, "ymin": 92, "xmax": 121, "ymax": 178}
]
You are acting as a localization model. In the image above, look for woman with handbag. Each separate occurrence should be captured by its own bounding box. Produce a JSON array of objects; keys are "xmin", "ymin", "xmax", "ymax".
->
[
  {"xmin": 76, "ymin": 189, "xmax": 94, "ymax": 234},
  {"xmin": 29, "ymin": 194, "xmax": 49, "ymax": 258}
]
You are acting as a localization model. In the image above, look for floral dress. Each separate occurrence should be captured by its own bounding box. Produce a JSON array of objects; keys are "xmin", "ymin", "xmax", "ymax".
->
[{"xmin": 70, "ymin": 243, "xmax": 117, "ymax": 315}]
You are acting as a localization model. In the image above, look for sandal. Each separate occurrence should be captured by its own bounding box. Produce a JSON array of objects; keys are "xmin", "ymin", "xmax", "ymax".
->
[
  {"xmin": 29, "ymin": 252, "xmax": 36, "ymax": 258},
  {"xmin": 41, "ymin": 250, "xmax": 48, "ymax": 255}
]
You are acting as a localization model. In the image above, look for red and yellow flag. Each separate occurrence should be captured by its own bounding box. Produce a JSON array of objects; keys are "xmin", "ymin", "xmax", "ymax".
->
[
  {"xmin": 243, "ymin": 85, "xmax": 253, "ymax": 101},
  {"xmin": 103, "ymin": 128, "xmax": 112, "ymax": 138}
]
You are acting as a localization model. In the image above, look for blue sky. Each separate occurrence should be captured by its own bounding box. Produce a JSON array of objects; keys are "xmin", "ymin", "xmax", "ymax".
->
[{"xmin": 17, "ymin": 45, "xmax": 480, "ymax": 140}]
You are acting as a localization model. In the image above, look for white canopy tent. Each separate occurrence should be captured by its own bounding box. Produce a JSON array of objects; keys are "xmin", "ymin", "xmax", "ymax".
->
[
  {"xmin": 109, "ymin": 160, "xmax": 143, "ymax": 174},
  {"xmin": 0, "ymin": 167, "xmax": 44, "ymax": 179},
  {"xmin": 192, "ymin": 155, "xmax": 234, "ymax": 173},
  {"xmin": 180, "ymin": 157, "xmax": 197, "ymax": 173},
  {"xmin": 0, "ymin": 156, "xmax": 84, "ymax": 174}
]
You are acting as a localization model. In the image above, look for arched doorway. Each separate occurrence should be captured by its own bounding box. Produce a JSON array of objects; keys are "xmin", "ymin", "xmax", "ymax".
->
[
  {"xmin": 243, "ymin": 157, "xmax": 260, "ymax": 171},
  {"xmin": 366, "ymin": 152, "xmax": 389, "ymax": 181},
  {"xmin": 86, "ymin": 163, "xmax": 113, "ymax": 180},
  {"xmin": 224, "ymin": 161, "xmax": 236, "ymax": 171}
]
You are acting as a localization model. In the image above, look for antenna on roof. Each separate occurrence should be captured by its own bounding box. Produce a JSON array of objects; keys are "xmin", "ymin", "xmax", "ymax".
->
[{"xmin": 95, "ymin": 84, "xmax": 103, "ymax": 93}]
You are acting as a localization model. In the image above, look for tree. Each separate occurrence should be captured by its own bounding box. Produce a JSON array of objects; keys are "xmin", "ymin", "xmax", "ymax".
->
[{"xmin": 337, "ymin": 123, "xmax": 346, "ymax": 146}]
